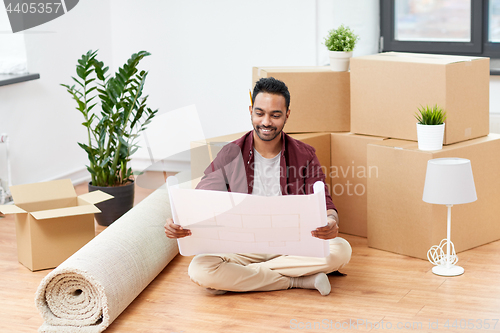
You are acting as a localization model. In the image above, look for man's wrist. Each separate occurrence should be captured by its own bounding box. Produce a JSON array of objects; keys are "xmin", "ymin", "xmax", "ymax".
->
[{"xmin": 327, "ymin": 210, "xmax": 339, "ymax": 226}]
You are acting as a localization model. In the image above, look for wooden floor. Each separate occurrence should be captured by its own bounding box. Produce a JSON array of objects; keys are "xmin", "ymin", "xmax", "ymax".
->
[{"xmin": 1, "ymin": 177, "xmax": 500, "ymax": 332}]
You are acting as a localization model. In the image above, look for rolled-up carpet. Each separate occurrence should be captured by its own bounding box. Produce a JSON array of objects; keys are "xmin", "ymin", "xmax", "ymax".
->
[{"xmin": 35, "ymin": 186, "xmax": 178, "ymax": 332}]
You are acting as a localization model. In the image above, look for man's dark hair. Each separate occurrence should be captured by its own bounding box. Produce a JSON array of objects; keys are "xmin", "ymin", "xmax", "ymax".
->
[{"xmin": 252, "ymin": 77, "xmax": 290, "ymax": 110}]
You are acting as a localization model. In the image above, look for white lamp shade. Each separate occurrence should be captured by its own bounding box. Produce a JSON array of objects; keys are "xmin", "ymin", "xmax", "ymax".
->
[{"xmin": 422, "ymin": 158, "xmax": 477, "ymax": 205}]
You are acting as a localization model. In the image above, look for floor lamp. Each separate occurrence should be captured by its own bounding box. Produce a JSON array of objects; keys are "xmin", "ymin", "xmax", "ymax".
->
[{"xmin": 423, "ymin": 158, "xmax": 477, "ymax": 277}]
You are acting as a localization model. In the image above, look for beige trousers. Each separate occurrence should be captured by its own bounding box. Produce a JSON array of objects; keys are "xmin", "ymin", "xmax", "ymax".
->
[{"xmin": 188, "ymin": 237, "xmax": 352, "ymax": 292}]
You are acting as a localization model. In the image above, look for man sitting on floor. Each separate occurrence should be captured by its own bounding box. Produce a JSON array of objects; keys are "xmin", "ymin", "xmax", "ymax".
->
[{"xmin": 164, "ymin": 77, "xmax": 351, "ymax": 296}]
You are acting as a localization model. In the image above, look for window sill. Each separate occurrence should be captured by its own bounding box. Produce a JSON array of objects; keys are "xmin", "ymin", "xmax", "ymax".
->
[{"xmin": 0, "ymin": 73, "xmax": 40, "ymax": 87}]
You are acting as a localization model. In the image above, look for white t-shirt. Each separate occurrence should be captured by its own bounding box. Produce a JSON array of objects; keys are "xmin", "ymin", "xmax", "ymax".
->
[{"xmin": 251, "ymin": 149, "xmax": 282, "ymax": 197}]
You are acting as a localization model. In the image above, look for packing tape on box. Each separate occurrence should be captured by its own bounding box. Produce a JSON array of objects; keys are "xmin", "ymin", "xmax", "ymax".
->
[{"xmin": 35, "ymin": 185, "xmax": 179, "ymax": 333}]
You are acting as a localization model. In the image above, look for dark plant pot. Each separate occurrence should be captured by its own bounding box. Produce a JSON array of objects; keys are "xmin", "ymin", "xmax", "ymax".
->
[{"xmin": 88, "ymin": 181, "xmax": 135, "ymax": 226}]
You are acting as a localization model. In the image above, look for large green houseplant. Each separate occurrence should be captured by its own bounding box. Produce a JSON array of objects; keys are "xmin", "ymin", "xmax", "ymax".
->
[{"xmin": 62, "ymin": 50, "xmax": 158, "ymax": 225}]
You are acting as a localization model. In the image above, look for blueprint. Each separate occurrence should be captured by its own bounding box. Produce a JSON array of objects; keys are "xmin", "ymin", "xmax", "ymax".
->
[{"xmin": 167, "ymin": 177, "xmax": 329, "ymax": 257}]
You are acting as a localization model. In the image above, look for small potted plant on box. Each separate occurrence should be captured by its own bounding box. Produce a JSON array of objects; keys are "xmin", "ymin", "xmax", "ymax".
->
[
  {"xmin": 324, "ymin": 24, "xmax": 359, "ymax": 71},
  {"xmin": 415, "ymin": 104, "xmax": 447, "ymax": 151},
  {"xmin": 62, "ymin": 50, "xmax": 158, "ymax": 226}
]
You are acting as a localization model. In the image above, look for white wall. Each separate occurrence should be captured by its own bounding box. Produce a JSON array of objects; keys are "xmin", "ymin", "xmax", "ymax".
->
[
  {"xmin": 0, "ymin": 0, "xmax": 113, "ymax": 185},
  {"xmin": 112, "ymin": 0, "xmax": 380, "ymax": 170},
  {"xmin": 110, "ymin": 0, "xmax": 317, "ymax": 142},
  {"xmin": 489, "ymin": 76, "xmax": 500, "ymax": 134},
  {"xmin": 490, "ymin": 77, "xmax": 500, "ymax": 115}
]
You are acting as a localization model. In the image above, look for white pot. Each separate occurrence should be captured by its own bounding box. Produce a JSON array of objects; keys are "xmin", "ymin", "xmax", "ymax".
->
[
  {"xmin": 416, "ymin": 123, "xmax": 445, "ymax": 151},
  {"xmin": 328, "ymin": 51, "xmax": 353, "ymax": 72}
]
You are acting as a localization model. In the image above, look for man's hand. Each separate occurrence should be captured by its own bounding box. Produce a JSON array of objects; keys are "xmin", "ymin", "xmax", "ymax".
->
[
  {"xmin": 311, "ymin": 210, "xmax": 339, "ymax": 240},
  {"xmin": 164, "ymin": 218, "xmax": 191, "ymax": 239}
]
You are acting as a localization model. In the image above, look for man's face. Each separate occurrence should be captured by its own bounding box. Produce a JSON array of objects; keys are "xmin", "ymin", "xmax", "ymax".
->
[{"xmin": 249, "ymin": 92, "xmax": 290, "ymax": 142}]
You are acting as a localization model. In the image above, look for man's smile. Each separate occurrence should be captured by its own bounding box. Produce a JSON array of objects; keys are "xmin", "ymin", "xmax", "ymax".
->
[{"xmin": 258, "ymin": 126, "xmax": 276, "ymax": 134}]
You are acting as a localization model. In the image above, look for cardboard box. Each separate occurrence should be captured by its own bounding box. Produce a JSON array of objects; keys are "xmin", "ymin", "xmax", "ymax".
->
[
  {"xmin": 330, "ymin": 133, "xmax": 388, "ymax": 237},
  {"xmin": 191, "ymin": 131, "xmax": 331, "ymax": 189},
  {"xmin": 367, "ymin": 134, "xmax": 500, "ymax": 260},
  {"xmin": 351, "ymin": 52, "xmax": 489, "ymax": 145},
  {"xmin": 0, "ymin": 179, "xmax": 112, "ymax": 271},
  {"xmin": 252, "ymin": 67, "xmax": 350, "ymax": 133}
]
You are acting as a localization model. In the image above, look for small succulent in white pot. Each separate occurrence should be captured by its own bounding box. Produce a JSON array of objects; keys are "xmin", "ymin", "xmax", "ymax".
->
[
  {"xmin": 324, "ymin": 24, "xmax": 359, "ymax": 71},
  {"xmin": 415, "ymin": 104, "xmax": 447, "ymax": 151}
]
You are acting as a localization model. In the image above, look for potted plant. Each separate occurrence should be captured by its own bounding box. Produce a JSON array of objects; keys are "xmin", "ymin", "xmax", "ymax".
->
[
  {"xmin": 415, "ymin": 104, "xmax": 447, "ymax": 151},
  {"xmin": 324, "ymin": 24, "xmax": 359, "ymax": 71},
  {"xmin": 62, "ymin": 50, "xmax": 158, "ymax": 226}
]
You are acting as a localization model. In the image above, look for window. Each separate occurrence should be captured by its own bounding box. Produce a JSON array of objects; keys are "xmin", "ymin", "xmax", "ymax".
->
[
  {"xmin": 0, "ymin": 9, "xmax": 40, "ymax": 85},
  {"xmin": 0, "ymin": 8, "xmax": 28, "ymax": 74},
  {"xmin": 380, "ymin": 0, "xmax": 500, "ymax": 74}
]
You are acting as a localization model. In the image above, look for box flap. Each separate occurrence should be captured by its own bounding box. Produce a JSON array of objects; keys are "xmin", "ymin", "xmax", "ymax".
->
[
  {"xmin": 207, "ymin": 132, "xmax": 247, "ymax": 144},
  {"xmin": 31, "ymin": 205, "xmax": 101, "ymax": 220},
  {"xmin": 369, "ymin": 139, "xmax": 417, "ymax": 150},
  {"xmin": 257, "ymin": 66, "xmax": 334, "ymax": 74},
  {"xmin": 357, "ymin": 52, "xmax": 487, "ymax": 65},
  {"xmin": 10, "ymin": 179, "xmax": 77, "ymax": 205},
  {"xmin": 0, "ymin": 205, "xmax": 27, "ymax": 214},
  {"xmin": 287, "ymin": 132, "xmax": 331, "ymax": 140},
  {"xmin": 78, "ymin": 190, "xmax": 114, "ymax": 205},
  {"xmin": 372, "ymin": 135, "xmax": 500, "ymax": 152}
]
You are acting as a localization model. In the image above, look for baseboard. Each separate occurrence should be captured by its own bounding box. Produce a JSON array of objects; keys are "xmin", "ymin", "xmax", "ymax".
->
[{"xmin": 42, "ymin": 166, "xmax": 92, "ymax": 186}]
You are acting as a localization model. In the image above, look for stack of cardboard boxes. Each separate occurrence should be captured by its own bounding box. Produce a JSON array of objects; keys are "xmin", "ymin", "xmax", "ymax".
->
[
  {"xmin": 192, "ymin": 52, "xmax": 500, "ymax": 260},
  {"xmin": 351, "ymin": 52, "xmax": 498, "ymax": 260}
]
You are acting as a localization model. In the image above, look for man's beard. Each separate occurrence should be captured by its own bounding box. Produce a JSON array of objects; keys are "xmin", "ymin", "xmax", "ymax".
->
[{"xmin": 254, "ymin": 124, "xmax": 282, "ymax": 142}]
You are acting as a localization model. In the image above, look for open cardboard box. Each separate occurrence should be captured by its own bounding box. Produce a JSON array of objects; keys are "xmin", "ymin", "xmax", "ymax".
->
[{"xmin": 0, "ymin": 179, "xmax": 113, "ymax": 271}]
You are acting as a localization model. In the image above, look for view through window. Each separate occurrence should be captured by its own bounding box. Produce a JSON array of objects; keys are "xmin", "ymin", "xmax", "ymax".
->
[{"xmin": 395, "ymin": 0, "xmax": 471, "ymax": 42}]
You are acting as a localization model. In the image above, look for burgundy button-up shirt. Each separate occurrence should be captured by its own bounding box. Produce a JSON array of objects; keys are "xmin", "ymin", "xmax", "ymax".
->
[{"xmin": 196, "ymin": 131, "xmax": 336, "ymax": 211}]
